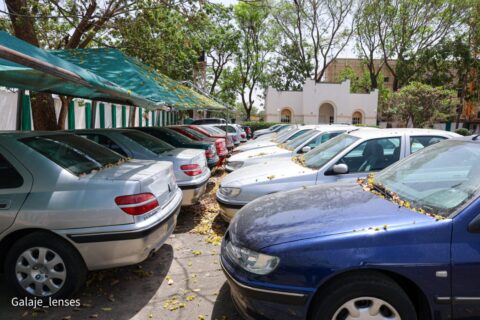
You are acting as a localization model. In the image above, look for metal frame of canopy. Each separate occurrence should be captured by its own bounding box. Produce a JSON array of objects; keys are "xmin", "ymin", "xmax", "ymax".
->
[{"xmin": 0, "ymin": 32, "xmax": 163, "ymax": 110}]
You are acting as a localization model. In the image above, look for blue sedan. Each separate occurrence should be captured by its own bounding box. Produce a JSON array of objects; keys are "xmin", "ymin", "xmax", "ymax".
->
[{"xmin": 220, "ymin": 136, "xmax": 480, "ymax": 320}]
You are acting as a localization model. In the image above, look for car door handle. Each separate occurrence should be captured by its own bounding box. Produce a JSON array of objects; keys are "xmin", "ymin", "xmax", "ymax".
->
[{"xmin": 0, "ymin": 200, "xmax": 11, "ymax": 210}]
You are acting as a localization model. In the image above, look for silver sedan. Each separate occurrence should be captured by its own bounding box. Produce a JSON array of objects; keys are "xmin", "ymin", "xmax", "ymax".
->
[
  {"xmin": 0, "ymin": 132, "xmax": 182, "ymax": 298},
  {"xmin": 217, "ymin": 128, "xmax": 460, "ymax": 222},
  {"xmin": 72, "ymin": 129, "xmax": 210, "ymax": 206}
]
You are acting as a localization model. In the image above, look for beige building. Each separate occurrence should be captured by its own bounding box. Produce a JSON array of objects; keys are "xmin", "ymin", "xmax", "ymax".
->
[
  {"xmin": 265, "ymin": 79, "xmax": 378, "ymax": 126},
  {"xmin": 325, "ymin": 58, "xmax": 397, "ymax": 91}
]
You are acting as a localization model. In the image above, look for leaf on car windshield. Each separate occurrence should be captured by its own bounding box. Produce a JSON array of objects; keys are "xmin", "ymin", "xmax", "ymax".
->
[
  {"xmin": 292, "ymin": 155, "xmax": 306, "ymax": 167},
  {"xmin": 357, "ymin": 174, "xmax": 445, "ymax": 221}
]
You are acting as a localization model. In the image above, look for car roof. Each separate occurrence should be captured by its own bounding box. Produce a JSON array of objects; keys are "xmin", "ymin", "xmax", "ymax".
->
[
  {"xmin": 349, "ymin": 128, "xmax": 460, "ymax": 139},
  {"xmin": 0, "ymin": 131, "xmax": 74, "ymax": 139},
  {"xmin": 71, "ymin": 128, "xmax": 132, "ymax": 134}
]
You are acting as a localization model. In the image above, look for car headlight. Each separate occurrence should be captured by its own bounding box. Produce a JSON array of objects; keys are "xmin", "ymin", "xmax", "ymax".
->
[
  {"xmin": 219, "ymin": 187, "xmax": 241, "ymax": 197},
  {"xmin": 225, "ymin": 241, "xmax": 280, "ymax": 275},
  {"xmin": 227, "ymin": 161, "xmax": 244, "ymax": 169}
]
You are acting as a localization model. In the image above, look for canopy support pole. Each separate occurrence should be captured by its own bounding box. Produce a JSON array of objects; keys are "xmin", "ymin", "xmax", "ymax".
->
[
  {"xmin": 91, "ymin": 101, "xmax": 97, "ymax": 129},
  {"xmin": 16, "ymin": 90, "xmax": 24, "ymax": 130}
]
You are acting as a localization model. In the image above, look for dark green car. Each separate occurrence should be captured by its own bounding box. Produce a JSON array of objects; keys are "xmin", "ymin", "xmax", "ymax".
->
[{"xmin": 133, "ymin": 127, "xmax": 219, "ymax": 168}]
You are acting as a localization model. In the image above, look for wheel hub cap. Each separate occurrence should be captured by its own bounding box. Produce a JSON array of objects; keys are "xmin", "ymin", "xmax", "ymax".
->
[
  {"xmin": 15, "ymin": 247, "xmax": 67, "ymax": 297},
  {"xmin": 332, "ymin": 297, "xmax": 400, "ymax": 320}
]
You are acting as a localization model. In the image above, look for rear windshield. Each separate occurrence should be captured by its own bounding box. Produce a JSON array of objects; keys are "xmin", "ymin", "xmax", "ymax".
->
[
  {"xmin": 21, "ymin": 134, "xmax": 125, "ymax": 176},
  {"xmin": 203, "ymin": 126, "xmax": 225, "ymax": 135},
  {"xmin": 215, "ymin": 125, "xmax": 236, "ymax": 133},
  {"xmin": 141, "ymin": 128, "xmax": 193, "ymax": 144},
  {"xmin": 182, "ymin": 127, "xmax": 207, "ymax": 140},
  {"xmin": 122, "ymin": 131, "xmax": 174, "ymax": 154}
]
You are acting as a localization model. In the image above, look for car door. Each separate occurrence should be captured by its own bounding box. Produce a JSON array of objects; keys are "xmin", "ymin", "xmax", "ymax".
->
[
  {"xmin": 327, "ymin": 136, "xmax": 402, "ymax": 182},
  {"xmin": 450, "ymin": 159, "xmax": 480, "ymax": 318},
  {"xmin": 0, "ymin": 147, "xmax": 33, "ymax": 234}
]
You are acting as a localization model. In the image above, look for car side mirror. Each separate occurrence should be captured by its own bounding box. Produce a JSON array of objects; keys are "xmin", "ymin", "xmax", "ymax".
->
[
  {"xmin": 301, "ymin": 146, "xmax": 311, "ymax": 153},
  {"xmin": 332, "ymin": 164, "xmax": 349, "ymax": 174}
]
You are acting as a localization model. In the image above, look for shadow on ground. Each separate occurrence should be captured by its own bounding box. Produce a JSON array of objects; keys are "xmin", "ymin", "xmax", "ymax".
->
[
  {"xmin": 0, "ymin": 244, "xmax": 174, "ymax": 320},
  {"xmin": 211, "ymin": 282, "xmax": 242, "ymax": 320}
]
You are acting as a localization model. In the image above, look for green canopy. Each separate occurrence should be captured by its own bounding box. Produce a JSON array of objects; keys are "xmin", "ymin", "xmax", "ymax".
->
[
  {"xmin": 52, "ymin": 48, "xmax": 226, "ymax": 110},
  {"xmin": 0, "ymin": 32, "xmax": 159, "ymax": 109}
]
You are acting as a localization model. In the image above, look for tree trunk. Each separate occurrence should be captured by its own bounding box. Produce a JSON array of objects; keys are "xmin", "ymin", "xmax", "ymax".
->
[
  {"xmin": 57, "ymin": 96, "xmax": 72, "ymax": 130},
  {"xmin": 245, "ymin": 108, "xmax": 251, "ymax": 121},
  {"xmin": 6, "ymin": 0, "xmax": 58, "ymax": 130},
  {"xmin": 30, "ymin": 93, "xmax": 58, "ymax": 130}
]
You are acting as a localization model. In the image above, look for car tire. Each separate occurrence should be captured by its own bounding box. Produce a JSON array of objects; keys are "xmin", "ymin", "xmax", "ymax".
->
[
  {"xmin": 4, "ymin": 231, "xmax": 87, "ymax": 300},
  {"xmin": 310, "ymin": 271, "xmax": 417, "ymax": 320}
]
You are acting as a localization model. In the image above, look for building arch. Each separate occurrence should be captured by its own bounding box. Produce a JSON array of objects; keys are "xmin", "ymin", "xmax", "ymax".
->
[
  {"xmin": 318, "ymin": 102, "xmax": 336, "ymax": 124},
  {"xmin": 280, "ymin": 107, "xmax": 293, "ymax": 123},
  {"xmin": 352, "ymin": 109, "xmax": 365, "ymax": 125}
]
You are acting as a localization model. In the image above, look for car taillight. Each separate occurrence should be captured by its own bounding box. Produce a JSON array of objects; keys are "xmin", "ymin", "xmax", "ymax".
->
[
  {"xmin": 115, "ymin": 193, "xmax": 159, "ymax": 216},
  {"xmin": 241, "ymin": 133, "xmax": 246, "ymax": 138},
  {"xmin": 181, "ymin": 164, "xmax": 202, "ymax": 176}
]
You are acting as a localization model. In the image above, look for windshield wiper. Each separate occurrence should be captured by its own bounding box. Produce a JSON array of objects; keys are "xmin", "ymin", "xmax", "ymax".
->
[{"xmin": 372, "ymin": 183, "xmax": 393, "ymax": 200}]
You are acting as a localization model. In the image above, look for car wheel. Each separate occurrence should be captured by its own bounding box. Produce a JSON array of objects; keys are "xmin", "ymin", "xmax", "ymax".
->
[
  {"xmin": 311, "ymin": 272, "xmax": 417, "ymax": 320},
  {"xmin": 5, "ymin": 231, "xmax": 87, "ymax": 299}
]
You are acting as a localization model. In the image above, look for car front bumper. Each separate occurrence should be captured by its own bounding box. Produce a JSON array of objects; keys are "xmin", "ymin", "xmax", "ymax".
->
[
  {"xmin": 216, "ymin": 195, "xmax": 245, "ymax": 222},
  {"xmin": 220, "ymin": 255, "xmax": 308, "ymax": 320},
  {"xmin": 64, "ymin": 188, "xmax": 182, "ymax": 270}
]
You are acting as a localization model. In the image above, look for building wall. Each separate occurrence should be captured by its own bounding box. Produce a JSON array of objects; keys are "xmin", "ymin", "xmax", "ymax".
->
[
  {"xmin": 265, "ymin": 80, "xmax": 378, "ymax": 126},
  {"xmin": 325, "ymin": 58, "xmax": 396, "ymax": 91}
]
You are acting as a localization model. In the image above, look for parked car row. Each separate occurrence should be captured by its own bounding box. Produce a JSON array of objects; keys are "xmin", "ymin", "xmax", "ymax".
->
[
  {"xmin": 0, "ymin": 121, "xmax": 248, "ymax": 299},
  {"xmin": 218, "ymin": 125, "xmax": 480, "ymax": 320}
]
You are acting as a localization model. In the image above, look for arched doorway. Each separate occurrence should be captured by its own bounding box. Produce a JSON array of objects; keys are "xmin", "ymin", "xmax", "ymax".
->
[
  {"xmin": 319, "ymin": 103, "xmax": 335, "ymax": 124},
  {"xmin": 352, "ymin": 111, "xmax": 363, "ymax": 125},
  {"xmin": 280, "ymin": 108, "xmax": 292, "ymax": 123}
]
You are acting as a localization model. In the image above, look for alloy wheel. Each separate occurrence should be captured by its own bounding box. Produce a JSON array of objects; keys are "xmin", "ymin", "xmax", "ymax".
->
[
  {"xmin": 15, "ymin": 247, "xmax": 67, "ymax": 297},
  {"xmin": 332, "ymin": 297, "xmax": 401, "ymax": 320}
]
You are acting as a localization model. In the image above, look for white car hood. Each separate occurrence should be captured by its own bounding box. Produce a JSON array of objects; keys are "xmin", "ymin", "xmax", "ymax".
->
[
  {"xmin": 229, "ymin": 146, "xmax": 291, "ymax": 162},
  {"xmin": 235, "ymin": 140, "xmax": 277, "ymax": 152},
  {"xmin": 222, "ymin": 158, "xmax": 314, "ymax": 188}
]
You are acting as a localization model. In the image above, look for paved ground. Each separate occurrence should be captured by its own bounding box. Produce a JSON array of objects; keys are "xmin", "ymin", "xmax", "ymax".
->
[{"xmin": 0, "ymin": 169, "xmax": 242, "ymax": 320}]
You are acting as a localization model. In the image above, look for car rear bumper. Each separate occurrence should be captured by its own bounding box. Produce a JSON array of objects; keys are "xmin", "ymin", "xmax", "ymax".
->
[
  {"xmin": 220, "ymin": 256, "xmax": 308, "ymax": 320},
  {"xmin": 179, "ymin": 177, "xmax": 209, "ymax": 206},
  {"xmin": 66, "ymin": 189, "xmax": 182, "ymax": 270}
]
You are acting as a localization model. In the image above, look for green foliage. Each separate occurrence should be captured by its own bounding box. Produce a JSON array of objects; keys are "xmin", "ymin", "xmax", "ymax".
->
[
  {"xmin": 242, "ymin": 121, "xmax": 281, "ymax": 133},
  {"xmin": 385, "ymin": 82, "xmax": 458, "ymax": 127},
  {"xmin": 455, "ymin": 128, "xmax": 472, "ymax": 136},
  {"xmin": 114, "ymin": 2, "xmax": 205, "ymax": 81}
]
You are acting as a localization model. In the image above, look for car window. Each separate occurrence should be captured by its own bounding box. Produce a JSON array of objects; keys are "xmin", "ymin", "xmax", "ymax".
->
[
  {"xmin": 304, "ymin": 134, "xmax": 359, "ymax": 169},
  {"xmin": 410, "ymin": 136, "xmax": 446, "ymax": 153},
  {"xmin": 80, "ymin": 134, "xmax": 128, "ymax": 157},
  {"xmin": 122, "ymin": 131, "xmax": 174, "ymax": 154},
  {"xmin": 286, "ymin": 130, "xmax": 319, "ymax": 150},
  {"xmin": 0, "ymin": 153, "xmax": 23, "ymax": 189},
  {"xmin": 338, "ymin": 137, "xmax": 401, "ymax": 173},
  {"xmin": 21, "ymin": 134, "xmax": 125, "ymax": 176},
  {"xmin": 305, "ymin": 132, "xmax": 343, "ymax": 149}
]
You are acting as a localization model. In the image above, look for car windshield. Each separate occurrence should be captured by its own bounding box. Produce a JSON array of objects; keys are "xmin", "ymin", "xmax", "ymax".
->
[
  {"xmin": 286, "ymin": 130, "xmax": 319, "ymax": 150},
  {"xmin": 21, "ymin": 134, "xmax": 125, "ymax": 176},
  {"xmin": 303, "ymin": 134, "xmax": 359, "ymax": 169},
  {"xmin": 375, "ymin": 140, "xmax": 480, "ymax": 218},
  {"xmin": 202, "ymin": 126, "xmax": 225, "ymax": 135},
  {"xmin": 275, "ymin": 129, "xmax": 297, "ymax": 142},
  {"xmin": 215, "ymin": 125, "xmax": 236, "ymax": 133},
  {"xmin": 182, "ymin": 127, "xmax": 207, "ymax": 140},
  {"xmin": 122, "ymin": 131, "xmax": 174, "ymax": 154}
]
